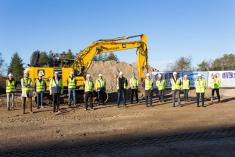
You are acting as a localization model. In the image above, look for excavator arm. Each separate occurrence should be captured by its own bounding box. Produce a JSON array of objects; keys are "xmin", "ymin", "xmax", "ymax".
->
[{"xmin": 72, "ymin": 34, "xmax": 148, "ymax": 80}]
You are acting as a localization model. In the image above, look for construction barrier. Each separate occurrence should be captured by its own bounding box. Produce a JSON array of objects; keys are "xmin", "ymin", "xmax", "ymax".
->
[{"xmin": 152, "ymin": 71, "xmax": 235, "ymax": 88}]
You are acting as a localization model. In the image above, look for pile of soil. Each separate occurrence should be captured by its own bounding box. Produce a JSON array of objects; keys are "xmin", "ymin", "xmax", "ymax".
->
[{"xmin": 87, "ymin": 61, "xmax": 152, "ymax": 92}]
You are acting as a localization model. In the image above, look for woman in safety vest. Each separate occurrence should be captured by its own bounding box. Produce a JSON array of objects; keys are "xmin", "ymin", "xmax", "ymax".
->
[
  {"xmin": 35, "ymin": 72, "xmax": 46, "ymax": 109},
  {"xmin": 84, "ymin": 74, "xmax": 94, "ymax": 110},
  {"xmin": 182, "ymin": 75, "xmax": 190, "ymax": 102},
  {"xmin": 156, "ymin": 73, "xmax": 166, "ymax": 102},
  {"xmin": 195, "ymin": 73, "xmax": 206, "ymax": 107},
  {"xmin": 145, "ymin": 73, "xmax": 154, "ymax": 107},
  {"xmin": 6, "ymin": 73, "xmax": 16, "ymax": 111},
  {"xmin": 49, "ymin": 72, "xmax": 63, "ymax": 113}
]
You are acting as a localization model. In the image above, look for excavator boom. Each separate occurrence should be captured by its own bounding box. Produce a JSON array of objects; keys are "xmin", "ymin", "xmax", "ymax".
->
[{"xmin": 73, "ymin": 34, "xmax": 148, "ymax": 81}]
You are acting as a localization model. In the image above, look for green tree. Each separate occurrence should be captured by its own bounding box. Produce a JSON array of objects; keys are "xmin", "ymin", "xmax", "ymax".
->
[
  {"xmin": 97, "ymin": 54, "xmax": 104, "ymax": 61},
  {"xmin": 106, "ymin": 52, "xmax": 119, "ymax": 61},
  {"xmin": 197, "ymin": 60, "xmax": 211, "ymax": 71},
  {"xmin": 211, "ymin": 53, "xmax": 235, "ymax": 70},
  {"xmin": 38, "ymin": 52, "xmax": 49, "ymax": 66},
  {"xmin": 30, "ymin": 50, "xmax": 40, "ymax": 66},
  {"xmin": 60, "ymin": 49, "xmax": 74, "ymax": 60},
  {"xmin": 48, "ymin": 51, "xmax": 60, "ymax": 67},
  {"xmin": 66, "ymin": 49, "xmax": 74, "ymax": 59},
  {"xmin": 171, "ymin": 56, "xmax": 192, "ymax": 71},
  {"xmin": 8, "ymin": 52, "xmax": 24, "ymax": 81}
]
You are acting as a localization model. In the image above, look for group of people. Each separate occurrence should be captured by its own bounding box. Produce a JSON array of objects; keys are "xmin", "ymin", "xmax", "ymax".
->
[{"xmin": 5, "ymin": 70, "xmax": 221, "ymax": 114}]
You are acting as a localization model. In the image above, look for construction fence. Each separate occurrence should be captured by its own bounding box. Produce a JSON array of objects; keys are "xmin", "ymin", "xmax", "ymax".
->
[{"xmin": 152, "ymin": 71, "xmax": 235, "ymax": 88}]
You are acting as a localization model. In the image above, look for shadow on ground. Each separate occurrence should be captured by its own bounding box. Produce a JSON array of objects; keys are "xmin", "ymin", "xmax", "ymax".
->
[{"xmin": 2, "ymin": 126, "xmax": 235, "ymax": 157}]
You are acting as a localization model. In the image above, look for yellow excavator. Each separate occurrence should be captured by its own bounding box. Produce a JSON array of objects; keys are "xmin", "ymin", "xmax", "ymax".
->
[{"xmin": 28, "ymin": 34, "xmax": 148, "ymax": 94}]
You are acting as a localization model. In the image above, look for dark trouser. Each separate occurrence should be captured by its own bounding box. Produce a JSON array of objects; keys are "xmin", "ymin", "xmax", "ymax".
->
[
  {"xmin": 159, "ymin": 90, "xmax": 165, "ymax": 102},
  {"xmin": 211, "ymin": 89, "xmax": 220, "ymax": 102},
  {"xmin": 53, "ymin": 93, "xmax": 60, "ymax": 112},
  {"xmin": 85, "ymin": 92, "xmax": 93, "ymax": 109},
  {"xmin": 22, "ymin": 97, "xmax": 33, "ymax": 114},
  {"xmin": 196, "ymin": 93, "xmax": 205, "ymax": 106},
  {"xmin": 68, "ymin": 88, "xmax": 76, "ymax": 106},
  {"xmin": 145, "ymin": 90, "xmax": 153, "ymax": 107},
  {"xmin": 37, "ymin": 92, "xmax": 44, "ymax": 108},
  {"xmin": 117, "ymin": 89, "xmax": 126, "ymax": 106},
  {"xmin": 172, "ymin": 90, "xmax": 181, "ymax": 107},
  {"xmin": 183, "ymin": 89, "xmax": 189, "ymax": 101},
  {"xmin": 131, "ymin": 89, "xmax": 139, "ymax": 104},
  {"xmin": 97, "ymin": 89, "xmax": 105, "ymax": 105}
]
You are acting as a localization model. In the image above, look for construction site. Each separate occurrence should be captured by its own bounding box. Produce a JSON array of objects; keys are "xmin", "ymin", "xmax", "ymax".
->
[{"xmin": 1, "ymin": 1, "xmax": 235, "ymax": 157}]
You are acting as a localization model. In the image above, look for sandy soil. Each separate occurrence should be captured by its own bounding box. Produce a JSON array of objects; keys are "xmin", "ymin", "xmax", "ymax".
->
[{"xmin": 0, "ymin": 89, "xmax": 235, "ymax": 156}]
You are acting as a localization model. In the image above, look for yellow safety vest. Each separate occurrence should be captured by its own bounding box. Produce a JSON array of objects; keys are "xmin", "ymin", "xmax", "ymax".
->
[
  {"xmin": 21, "ymin": 77, "xmax": 33, "ymax": 92},
  {"xmin": 210, "ymin": 78, "xmax": 221, "ymax": 89},
  {"xmin": 36, "ymin": 79, "xmax": 46, "ymax": 92},
  {"xmin": 68, "ymin": 77, "xmax": 76, "ymax": 89},
  {"xmin": 182, "ymin": 79, "xmax": 190, "ymax": 90},
  {"xmin": 145, "ymin": 78, "xmax": 153, "ymax": 90},
  {"xmin": 85, "ymin": 80, "xmax": 94, "ymax": 92},
  {"xmin": 130, "ymin": 78, "xmax": 139, "ymax": 89},
  {"xmin": 117, "ymin": 78, "xmax": 127, "ymax": 90},
  {"xmin": 195, "ymin": 79, "xmax": 206, "ymax": 93},
  {"xmin": 95, "ymin": 79, "xmax": 106, "ymax": 90},
  {"xmin": 171, "ymin": 78, "xmax": 181, "ymax": 90},
  {"xmin": 6, "ymin": 80, "xmax": 16, "ymax": 93},
  {"xmin": 49, "ymin": 78, "xmax": 63, "ymax": 94},
  {"xmin": 156, "ymin": 79, "xmax": 166, "ymax": 91}
]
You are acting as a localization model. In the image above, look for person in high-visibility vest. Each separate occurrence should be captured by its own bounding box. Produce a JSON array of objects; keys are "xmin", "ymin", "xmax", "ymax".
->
[
  {"xmin": 84, "ymin": 74, "xmax": 94, "ymax": 110},
  {"xmin": 182, "ymin": 75, "xmax": 190, "ymax": 102},
  {"xmin": 210, "ymin": 73, "xmax": 221, "ymax": 103},
  {"xmin": 6, "ymin": 73, "xmax": 16, "ymax": 111},
  {"xmin": 67, "ymin": 71, "xmax": 76, "ymax": 106},
  {"xmin": 34, "ymin": 72, "xmax": 46, "ymax": 109},
  {"xmin": 95, "ymin": 74, "xmax": 106, "ymax": 105},
  {"xmin": 195, "ymin": 73, "xmax": 206, "ymax": 107},
  {"xmin": 21, "ymin": 70, "xmax": 33, "ymax": 114},
  {"xmin": 156, "ymin": 73, "xmax": 166, "ymax": 102},
  {"xmin": 117, "ymin": 72, "xmax": 128, "ymax": 107},
  {"xmin": 145, "ymin": 73, "xmax": 154, "ymax": 107},
  {"xmin": 129, "ymin": 73, "xmax": 139, "ymax": 104},
  {"xmin": 170, "ymin": 72, "xmax": 181, "ymax": 107},
  {"xmin": 49, "ymin": 72, "xmax": 63, "ymax": 113}
]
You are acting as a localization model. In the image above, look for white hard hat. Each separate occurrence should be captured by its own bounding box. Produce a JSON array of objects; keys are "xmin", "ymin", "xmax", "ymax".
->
[
  {"xmin": 173, "ymin": 72, "xmax": 177, "ymax": 75},
  {"xmin": 24, "ymin": 69, "xmax": 29, "ymax": 74},
  {"xmin": 146, "ymin": 73, "xmax": 150, "ymax": 77},
  {"xmin": 70, "ymin": 71, "xmax": 74, "ymax": 75},
  {"xmin": 119, "ymin": 72, "xmax": 123, "ymax": 76},
  {"xmin": 99, "ymin": 74, "xmax": 102, "ymax": 77},
  {"xmin": 54, "ymin": 71, "xmax": 58, "ymax": 74},
  {"xmin": 86, "ymin": 74, "xmax": 91, "ymax": 77},
  {"xmin": 184, "ymin": 75, "xmax": 187, "ymax": 78},
  {"xmin": 38, "ymin": 72, "xmax": 43, "ymax": 77},
  {"xmin": 198, "ymin": 73, "xmax": 202, "ymax": 77},
  {"xmin": 158, "ymin": 74, "xmax": 162, "ymax": 77},
  {"xmin": 8, "ymin": 73, "xmax": 13, "ymax": 77}
]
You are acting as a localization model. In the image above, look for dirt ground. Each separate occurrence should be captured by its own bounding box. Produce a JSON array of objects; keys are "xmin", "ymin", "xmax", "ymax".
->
[{"xmin": 0, "ymin": 89, "xmax": 235, "ymax": 157}]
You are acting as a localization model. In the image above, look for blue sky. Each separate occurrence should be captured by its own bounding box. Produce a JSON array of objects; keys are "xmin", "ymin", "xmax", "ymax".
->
[{"xmin": 0, "ymin": 0, "xmax": 235, "ymax": 70}]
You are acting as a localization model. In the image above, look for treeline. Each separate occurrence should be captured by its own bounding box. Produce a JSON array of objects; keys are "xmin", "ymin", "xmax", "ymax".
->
[
  {"xmin": 197, "ymin": 54, "xmax": 235, "ymax": 71},
  {"xmin": 30, "ymin": 50, "xmax": 118, "ymax": 67},
  {"xmin": 0, "ymin": 50, "xmax": 119, "ymax": 81},
  {"xmin": 170, "ymin": 53, "xmax": 235, "ymax": 71}
]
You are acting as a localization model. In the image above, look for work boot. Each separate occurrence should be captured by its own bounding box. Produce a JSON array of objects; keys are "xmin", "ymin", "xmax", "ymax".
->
[{"xmin": 211, "ymin": 97, "xmax": 214, "ymax": 104}]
